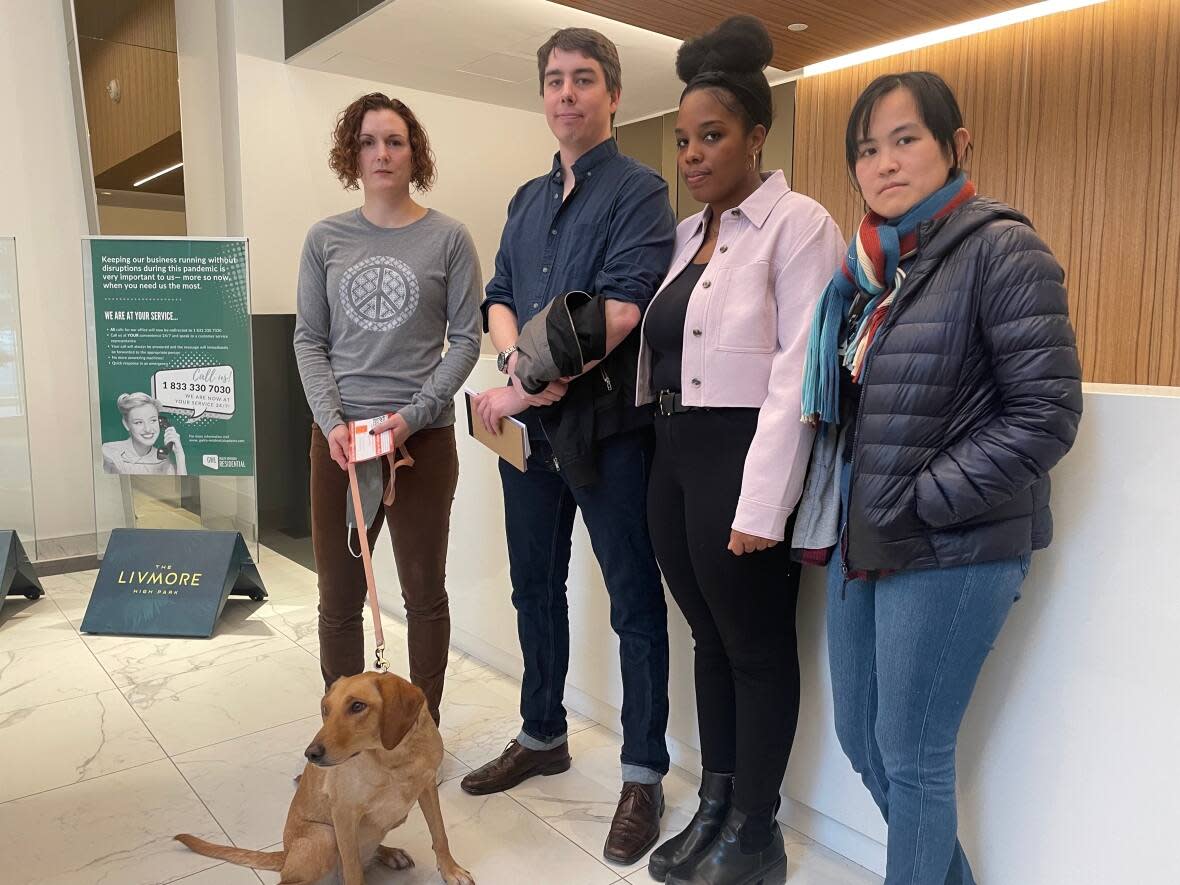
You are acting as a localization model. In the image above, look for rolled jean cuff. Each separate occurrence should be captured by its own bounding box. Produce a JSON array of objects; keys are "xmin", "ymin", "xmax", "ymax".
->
[
  {"xmin": 622, "ymin": 763, "xmax": 663, "ymax": 785},
  {"xmin": 517, "ymin": 729, "xmax": 567, "ymax": 752}
]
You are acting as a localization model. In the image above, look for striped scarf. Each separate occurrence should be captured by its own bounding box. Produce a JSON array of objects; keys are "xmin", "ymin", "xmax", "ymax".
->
[{"xmin": 800, "ymin": 174, "xmax": 975, "ymax": 426}]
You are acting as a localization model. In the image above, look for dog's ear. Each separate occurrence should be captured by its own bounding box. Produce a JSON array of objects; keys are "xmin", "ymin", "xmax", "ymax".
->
[{"xmin": 377, "ymin": 673, "xmax": 425, "ymax": 751}]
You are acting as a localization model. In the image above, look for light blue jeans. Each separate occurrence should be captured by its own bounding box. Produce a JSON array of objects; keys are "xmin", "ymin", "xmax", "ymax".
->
[{"xmin": 827, "ymin": 473, "xmax": 1027, "ymax": 883}]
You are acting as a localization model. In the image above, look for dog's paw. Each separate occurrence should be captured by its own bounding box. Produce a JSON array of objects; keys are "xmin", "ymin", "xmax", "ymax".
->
[
  {"xmin": 440, "ymin": 861, "xmax": 475, "ymax": 884},
  {"xmin": 376, "ymin": 845, "xmax": 415, "ymax": 870}
]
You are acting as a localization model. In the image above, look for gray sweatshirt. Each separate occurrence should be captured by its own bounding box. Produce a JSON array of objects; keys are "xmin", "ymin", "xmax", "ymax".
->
[{"xmin": 294, "ymin": 208, "xmax": 482, "ymax": 437}]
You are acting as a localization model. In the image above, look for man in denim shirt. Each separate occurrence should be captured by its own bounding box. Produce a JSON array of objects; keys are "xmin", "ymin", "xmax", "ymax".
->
[{"xmin": 466, "ymin": 27, "xmax": 675, "ymax": 865}]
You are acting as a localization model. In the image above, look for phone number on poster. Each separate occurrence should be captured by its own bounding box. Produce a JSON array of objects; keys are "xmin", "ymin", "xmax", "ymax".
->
[{"xmin": 157, "ymin": 382, "xmax": 233, "ymax": 394}]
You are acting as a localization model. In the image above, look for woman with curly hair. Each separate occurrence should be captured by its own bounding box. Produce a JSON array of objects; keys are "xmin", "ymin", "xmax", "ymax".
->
[{"xmin": 293, "ymin": 93, "xmax": 481, "ymax": 722}]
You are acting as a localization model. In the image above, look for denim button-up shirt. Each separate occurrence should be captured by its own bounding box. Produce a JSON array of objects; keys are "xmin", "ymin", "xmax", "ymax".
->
[{"xmin": 482, "ymin": 138, "xmax": 675, "ymax": 331}]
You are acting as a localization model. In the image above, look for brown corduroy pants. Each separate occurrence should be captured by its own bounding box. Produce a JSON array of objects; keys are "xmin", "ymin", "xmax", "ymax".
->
[{"xmin": 309, "ymin": 423, "xmax": 459, "ymax": 723}]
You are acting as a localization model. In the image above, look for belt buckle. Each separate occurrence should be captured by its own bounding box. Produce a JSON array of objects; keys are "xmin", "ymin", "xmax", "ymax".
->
[{"xmin": 657, "ymin": 391, "xmax": 674, "ymax": 417}]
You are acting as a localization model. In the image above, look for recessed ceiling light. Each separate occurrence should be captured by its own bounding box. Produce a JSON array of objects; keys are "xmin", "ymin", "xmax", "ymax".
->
[
  {"xmin": 100, "ymin": 191, "xmax": 111, "ymax": 195},
  {"xmin": 803, "ymin": 0, "xmax": 1106, "ymax": 77},
  {"xmin": 133, "ymin": 161, "xmax": 183, "ymax": 188},
  {"xmin": 788, "ymin": 23, "xmax": 808, "ymax": 32}
]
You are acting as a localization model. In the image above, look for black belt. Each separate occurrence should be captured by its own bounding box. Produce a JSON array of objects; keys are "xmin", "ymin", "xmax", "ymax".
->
[{"xmin": 655, "ymin": 390, "xmax": 707, "ymax": 417}]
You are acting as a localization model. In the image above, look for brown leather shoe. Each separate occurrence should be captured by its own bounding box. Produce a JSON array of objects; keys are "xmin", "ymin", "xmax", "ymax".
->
[
  {"xmin": 459, "ymin": 739, "xmax": 571, "ymax": 795},
  {"xmin": 603, "ymin": 781, "xmax": 665, "ymax": 865}
]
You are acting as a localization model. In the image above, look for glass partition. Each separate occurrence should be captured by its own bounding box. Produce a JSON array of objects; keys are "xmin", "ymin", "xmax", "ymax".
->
[
  {"xmin": 0, "ymin": 238, "xmax": 37, "ymax": 558},
  {"xmin": 81, "ymin": 236, "xmax": 258, "ymax": 557}
]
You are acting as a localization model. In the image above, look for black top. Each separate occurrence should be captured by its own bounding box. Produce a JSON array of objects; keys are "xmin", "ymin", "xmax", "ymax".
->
[{"xmin": 644, "ymin": 262, "xmax": 708, "ymax": 393}]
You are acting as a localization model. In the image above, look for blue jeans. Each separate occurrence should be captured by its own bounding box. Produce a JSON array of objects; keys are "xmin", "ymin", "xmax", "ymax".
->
[
  {"xmin": 828, "ymin": 472, "xmax": 1027, "ymax": 883},
  {"xmin": 499, "ymin": 430, "xmax": 670, "ymax": 781}
]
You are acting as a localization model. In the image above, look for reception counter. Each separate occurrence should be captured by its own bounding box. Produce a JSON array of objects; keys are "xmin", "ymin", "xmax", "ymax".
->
[{"xmin": 373, "ymin": 359, "xmax": 1179, "ymax": 882}]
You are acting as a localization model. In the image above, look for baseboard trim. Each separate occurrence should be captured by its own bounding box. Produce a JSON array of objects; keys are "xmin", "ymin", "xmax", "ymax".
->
[
  {"xmin": 35, "ymin": 554, "xmax": 102, "ymax": 576},
  {"xmin": 431, "ymin": 613, "xmax": 887, "ymax": 878},
  {"xmin": 29, "ymin": 533, "xmax": 98, "ymax": 566}
]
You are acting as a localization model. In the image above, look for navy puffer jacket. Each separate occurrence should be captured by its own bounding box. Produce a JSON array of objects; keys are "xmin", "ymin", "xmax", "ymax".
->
[{"xmin": 845, "ymin": 197, "xmax": 1083, "ymax": 573}]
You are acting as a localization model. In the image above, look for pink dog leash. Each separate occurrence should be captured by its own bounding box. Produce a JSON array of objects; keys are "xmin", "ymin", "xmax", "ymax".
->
[{"xmin": 345, "ymin": 447, "xmax": 414, "ymax": 673}]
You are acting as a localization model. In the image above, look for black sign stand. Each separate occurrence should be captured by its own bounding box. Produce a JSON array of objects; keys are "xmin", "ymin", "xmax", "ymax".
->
[
  {"xmin": 81, "ymin": 528, "xmax": 267, "ymax": 637},
  {"xmin": 1, "ymin": 530, "xmax": 43, "ymax": 611}
]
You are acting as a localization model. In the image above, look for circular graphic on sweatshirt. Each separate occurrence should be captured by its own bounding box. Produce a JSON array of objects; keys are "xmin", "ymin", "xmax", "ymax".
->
[{"xmin": 339, "ymin": 256, "xmax": 420, "ymax": 332}]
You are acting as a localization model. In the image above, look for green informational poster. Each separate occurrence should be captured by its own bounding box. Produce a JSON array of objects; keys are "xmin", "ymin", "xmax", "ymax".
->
[{"xmin": 87, "ymin": 238, "xmax": 254, "ymax": 477}]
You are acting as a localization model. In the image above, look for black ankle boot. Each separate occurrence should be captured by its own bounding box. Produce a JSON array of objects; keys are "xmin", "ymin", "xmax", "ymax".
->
[
  {"xmin": 647, "ymin": 770, "xmax": 733, "ymax": 881},
  {"xmin": 665, "ymin": 806, "xmax": 786, "ymax": 885}
]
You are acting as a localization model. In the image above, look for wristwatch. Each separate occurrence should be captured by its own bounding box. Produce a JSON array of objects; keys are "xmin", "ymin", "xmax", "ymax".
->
[{"xmin": 496, "ymin": 344, "xmax": 518, "ymax": 374}]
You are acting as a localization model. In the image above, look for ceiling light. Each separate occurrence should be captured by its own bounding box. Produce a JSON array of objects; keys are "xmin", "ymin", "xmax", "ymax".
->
[
  {"xmin": 133, "ymin": 162, "xmax": 183, "ymax": 188},
  {"xmin": 802, "ymin": 0, "xmax": 1106, "ymax": 77},
  {"xmin": 788, "ymin": 23, "xmax": 808, "ymax": 32}
]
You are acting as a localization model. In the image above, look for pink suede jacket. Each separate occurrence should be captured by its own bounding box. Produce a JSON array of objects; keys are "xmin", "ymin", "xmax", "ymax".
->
[{"xmin": 636, "ymin": 171, "xmax": 844, "ymax": 540}]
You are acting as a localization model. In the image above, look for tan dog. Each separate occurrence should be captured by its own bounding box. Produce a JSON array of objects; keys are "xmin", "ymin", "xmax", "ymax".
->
[{"xmin": 176, "ymin": 671, "xmax": 473, "ymax": 884}]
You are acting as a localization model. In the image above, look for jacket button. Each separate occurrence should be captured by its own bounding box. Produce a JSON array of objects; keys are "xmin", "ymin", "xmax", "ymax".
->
[
  {"xmin": 719, "ymin": 245, "xmax": 728, "ymax": 253},
  {"xmin": 692, "ymin": 329, "xmax": 702, "ymax": 337},
  {"xmin": 691, "ymin": 378, "xmax": 701, "ymax": 386},
  {"xmin": 702, "ymin": 280, "xmax": 711, "ymax": 288}
]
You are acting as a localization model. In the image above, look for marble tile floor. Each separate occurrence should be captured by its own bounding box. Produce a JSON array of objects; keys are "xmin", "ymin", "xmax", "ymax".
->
[{"xmin": 0, "ymin": 547, "xmax": 882, "ymax": 885}]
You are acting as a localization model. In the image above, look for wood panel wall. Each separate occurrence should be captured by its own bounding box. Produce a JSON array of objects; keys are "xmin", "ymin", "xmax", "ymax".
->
[
  {"xmin": 75, "ymin": 0, "xmax": 176, "ymax": 51},
  {"xmin": 793, "ymin": 0, "xmax": 1180, "ymax": 386},
  {"xmin": 80, "ymin": 37, "xmax": 180, "ymax": 175},
  {"xmin": 76, "ymin": 0, "xmax": 179, "ymax": 177}
]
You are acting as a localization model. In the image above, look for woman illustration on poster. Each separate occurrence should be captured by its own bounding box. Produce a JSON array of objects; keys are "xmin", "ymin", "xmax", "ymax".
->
[{"xmin": 101, "ymin": 392, "xmax": 187, "ymax": 475}]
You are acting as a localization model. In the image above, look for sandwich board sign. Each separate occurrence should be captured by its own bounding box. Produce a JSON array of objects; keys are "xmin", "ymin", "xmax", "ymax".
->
[
  {"xmin": 81, "ymin": 528, "xmax": 266, "ymax": 637},
  {"xmin": 1, "ymin": 530, "xmax": 42, "ymax": 609}
]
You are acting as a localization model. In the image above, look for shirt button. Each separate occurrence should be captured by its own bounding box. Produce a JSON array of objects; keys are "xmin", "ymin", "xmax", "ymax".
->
[
  {"xmin": 731, "ymin": 209, "xmax": 740, "ymax": 216},
  {"xmin": 587, "ymin": 171, "xmax": 592, "ymax": 177},
  {"xmin": 531, "ymin": 302, "xmax": 539, "ymax": 309},
  {"xmin": 542, "ymin": 267, "xmax": 549, "ymax": 273},
  {"xmin": 550, "ymin": 229, "xmax": 557, "ymax": 236},
  {"xmin": 691, "ymin": 378, "xmax": 701, "ymax": 387},
  {"xmin": 553, "ymin": 193, "xmax": 559, "ymax": 199},
  {"xmin": 719, "ymin": 245, "xmax": 728, "ymax": 253},
  {"xmin": 701, "ymin": 280, "xmax": 711, "ymax": 289},
  {"xmin": 692, "ymin": 329, "xmax": 702, "ymax": 337}
]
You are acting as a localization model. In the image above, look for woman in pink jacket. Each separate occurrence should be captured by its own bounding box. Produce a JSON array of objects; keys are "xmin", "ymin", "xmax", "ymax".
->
[{"xmin": 636, "ymin": 17, "xmax": 843, "ymax": 885}]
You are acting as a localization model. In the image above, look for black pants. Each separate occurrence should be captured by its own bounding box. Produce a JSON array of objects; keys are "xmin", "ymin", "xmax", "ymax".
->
[{"xmin": 647, "ymin": 407, "xmax": 802, "ymax": 818}]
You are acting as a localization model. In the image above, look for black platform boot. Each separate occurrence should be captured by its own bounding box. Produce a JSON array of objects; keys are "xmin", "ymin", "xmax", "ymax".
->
[
  {"xmin": 665, "ymin": 806, "xmax": 786, "ymax": 885},
  {"xmin": 647, "ymin": 770, "xmax": 733, "ymax": 881}
]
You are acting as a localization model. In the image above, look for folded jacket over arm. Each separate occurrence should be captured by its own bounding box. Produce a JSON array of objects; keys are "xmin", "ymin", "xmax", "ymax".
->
[{"xmin": 513, "ymin": 290, "xmax": 607, "ymax": 394}]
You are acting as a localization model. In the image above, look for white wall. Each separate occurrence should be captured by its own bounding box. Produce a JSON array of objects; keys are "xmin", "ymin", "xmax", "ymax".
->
[
  {"xmin": 375, "ymin": 378, "xmax": 1180, "ymax": 882},
  {"xmin": 0, "ymin": 0, "xmax": 96, "ymax": 544},
  {"xmin": 179, "ymin": 0, "xmax": 555, "ymax": 316},
  {"xmin": 175, "ymin": 0, "xmax": 230, "ymax": 237}
]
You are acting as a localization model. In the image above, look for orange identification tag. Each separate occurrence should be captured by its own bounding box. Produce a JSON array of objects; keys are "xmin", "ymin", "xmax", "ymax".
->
[{"xmin": 347, "ymin": 413, "xmax": 398, "ymax": 463}]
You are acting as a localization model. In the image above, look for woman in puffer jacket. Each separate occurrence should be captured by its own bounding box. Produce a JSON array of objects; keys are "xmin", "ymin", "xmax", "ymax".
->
[{"xmin": 796, "ymin": 71, "xmax": 1082, "ymax": 885}]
